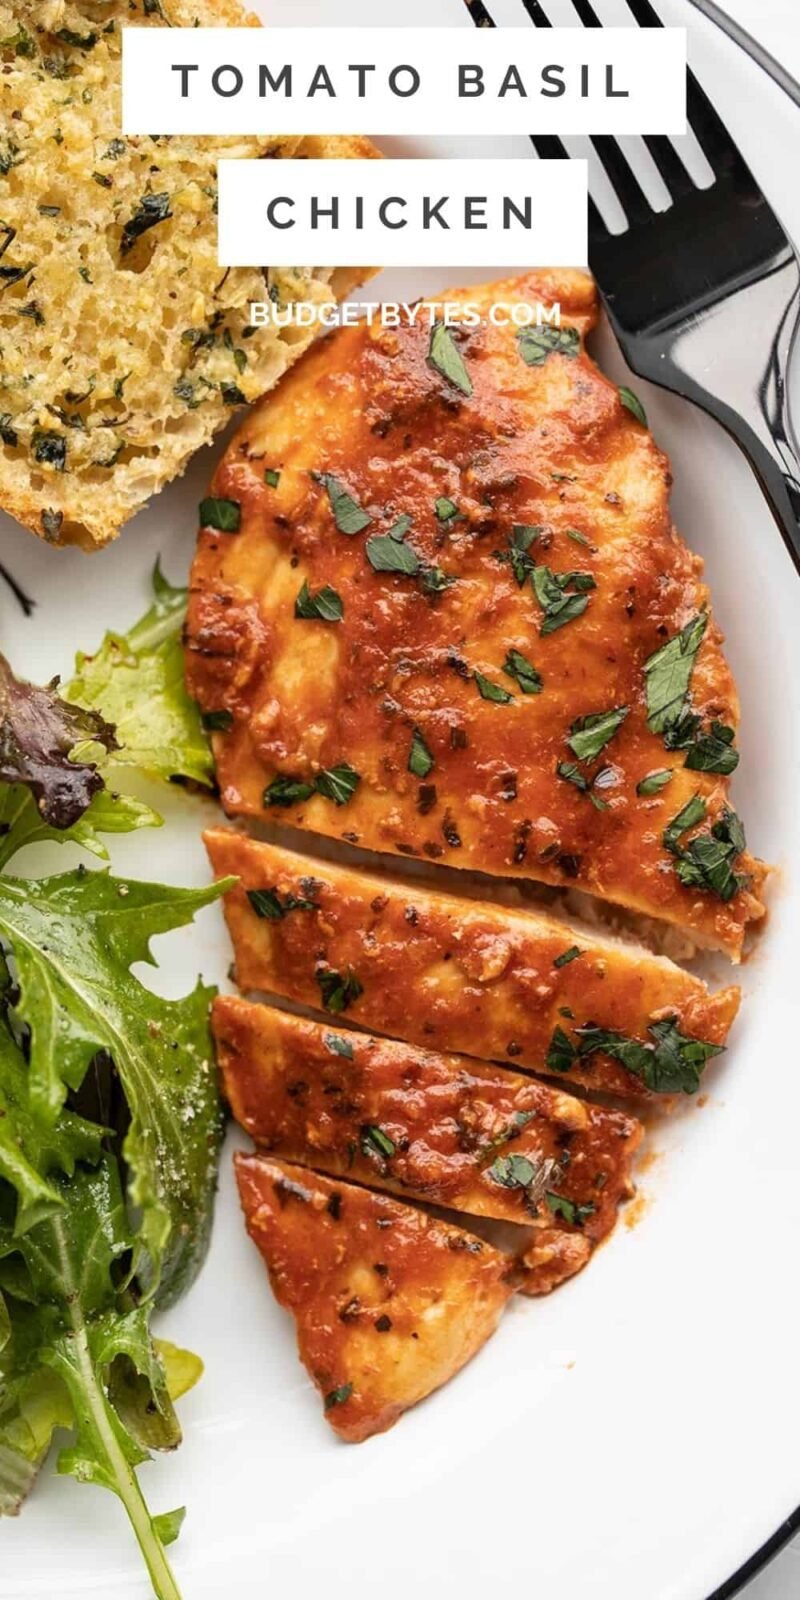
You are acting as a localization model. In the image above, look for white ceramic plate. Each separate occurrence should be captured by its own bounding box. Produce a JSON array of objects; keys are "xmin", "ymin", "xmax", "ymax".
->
[{"xmin": 2, "ymin": 2, "xmax": 800, "ymax": 1596}]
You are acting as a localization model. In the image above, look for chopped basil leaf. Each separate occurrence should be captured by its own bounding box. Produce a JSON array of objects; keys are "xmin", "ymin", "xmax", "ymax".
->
[
  {"xmin": 428, "ymin": 323, "xmax": 472, "ymax": 396},
  {"xmin": 556, "ymin": 760, "xmax": 589, "ymax": 794},
  {"xmin": 263, "ymin": 775, "xmax": 316, "ymax": 808},
  {"xmin": 246, "ymin": 887, "xmax": 317, "ymax": 920},
  {"xmin": 683, "ymin": 721, "xmax": 739, "ymax": 775},
  {"xmin": 495, "ymin": 524, "xmax": 541, "ymax": 587},
  {"xmin": 474, "ymin": 671, "xmax": 514, "ymax": 705},
  {"xmin": 325, "ymin": 1032, "xmax": 354, "ymax": 1059},
  {"xmin": 619, "ymin": 386, "xmax": 648, "ymax": 427},
  {"xmin": 553, "ymin": 946, "xmax": 581, "ymax": 969},
  {"xmin": 546, "ymin": 1024, "xmax": 578, "ymax": 1074},
  {"xmin": 201, "ymin": 709, "xmax": 233, "ymax": 733},
  {"xmin": 532, "ymin": 566, "xmax": 595, "ymax": 635},
  {"xmin": 313, "ymin": 472, "xmax": 372, "ymax": 536},
  {"xmin": 644, "ymin": 614, "xmax": 707, "ymax": 736},
  {"xmin": 199, "ymin": 496, "xmax": 240, "ymax": 533},
  {"xmin": 662, "ymin": 794, "xmax": 707, "ymax": 854},
  {"xmin": 487, "ymin": 1153, "xmax": 539, "ymax": 1190},
  {"xmin": 366, "ymin": 534, "xmax": 420, "ymax": 576},
  {"xmin": 315, "ymin": 764, "xmax": 361, "ymax": 806},
  {"xmin": 264, "ymin": 468, "xmax": 280, "ymax": 488},
  {"xmin": 503, "ymin": 649, "xmax": 542, "ymax": 695},
  {"xmin": 545, "ymin": 1193, "xmax": 596, "ymax": 1227},
  {"xmin": 434, "ymin": 497, "xmax": 461, "ymax": 522},
  {"xmin": 324, "ymin": 1384, "xmax": 353, "ymax": 1409},
  {"xmin": 671, "ymin": 807, "xmax": 748, "ymax": 902},
  {"xmin": 317, "ymin": 967, "xmax": 363, "ymax": 1014},
  {"xmin": 418, "ymin": 564, "xmax": 454, "ymax": 597},
  {"xmin": 388, "ymin": 514, "xmax": 413, "ymax": 542},
  {"xmin": 295, "ymin": 581, "xmax": 343, "ymax": 623},
  {"xmin": 637, "ymin": 768, "xmax": 673, "ymax": 796},
  {"xmin": 408, "ymin": 727, "xmax": 434, "ymax": 779},
  {"xmin": 360, "ymin": 1125, "xmax": 396, "ymax": 1161},
  {"xmin": 567, "ymin": 705, "xmax": 629, "ymax": 763},
  {"xmin": 517, "ymin": 324, "xmax": 580, "ymax": 366},
  {"xmin": 549, "ymin": 1014, "xmax": 724, "ymax": 1094},
  {"xmin": 120, "ymin": 191, "xmax": 172, "ymax": 255},
  {"xmin": 565, "ymin": 527, "xmax": 591, "ymax": 548}
]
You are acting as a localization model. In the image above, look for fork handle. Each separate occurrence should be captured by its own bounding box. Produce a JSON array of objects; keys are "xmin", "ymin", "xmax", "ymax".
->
[{"xmin": 655, "ymin": 248, "xmax": 800, "ymax": 578}]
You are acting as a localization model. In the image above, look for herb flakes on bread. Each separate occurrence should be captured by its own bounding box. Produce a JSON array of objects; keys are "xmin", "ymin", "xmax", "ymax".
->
[{"xmin": 0, "ymin": 0, "xmax": 377, "ymax": 549}]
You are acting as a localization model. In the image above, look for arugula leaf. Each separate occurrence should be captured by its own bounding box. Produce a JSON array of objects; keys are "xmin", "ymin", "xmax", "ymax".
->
[
  {"xmin": 66, "ymin": 564, "xmax": 213, "ymax": 788},
  {"xmin": 503, "ymin": 649, "xmax": 542, "ymax": 695},
  {"xmin": 644, "ymin": 614, "xmax": 707, "ymax": 737},
  {"xmin": 313, "ymin": 473, "xmax": 371, "ymax": 536},
  {"xmin": 294, "ymin": 581, "xmax": 343, "ymax": 623},
  {"xmin": 0, "ymin": 654, "xmax": 116, "ymax": 827},
  {"xmin": 474, "ymin": 671, "xmax": 513, "ymax": 705},
  {"xmin": 0, "ymin": 1157, "xmax": 185, "ymax": 1599},
  {"xmin": 517, "ymin": 325, "xmax": 580, "ymax": 366},
  {"xmin": 0, "ymin": 1022, "xmax": 102, "ymax": 1237},
  {"xmin": 567, "ymin": 706, "xmax": 629, "ymax": 763},
  {"xmin": 532, "ymin": 566, "xmax": 596, "ymax": 635},
  {"xmin": 408, "ymin": 728, "xmax": 434, "ymax": 779},
  {"xmin": 427, "ymin": 324, "xmax": 472, "ymax": 396},
  {"xmin": 0, "ymin": 866, "xmax": 228, "ymax": 1304}
]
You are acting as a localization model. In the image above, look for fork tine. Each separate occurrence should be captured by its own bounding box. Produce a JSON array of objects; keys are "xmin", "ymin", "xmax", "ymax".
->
[
  {"xmin": 590, "ymin": 137, "xmax": 655, "ymax": 228},
  {"xmin": 621, "ymin": 0, "xmax": 747, "ymax": 178},
  {"xmin": 530, "ymin": 135, "xmax": 569, "ymax": 160},
  {"xmin": 641, "ymin": 136, "xmax": 698, "ymax": 200},
  {"xmin": 462, "ymin": 0, "xmax": 496, "ymax": 24},
  {"xmin": 519, "ymin": 0, "xmax": 553, "ymax": 24}
]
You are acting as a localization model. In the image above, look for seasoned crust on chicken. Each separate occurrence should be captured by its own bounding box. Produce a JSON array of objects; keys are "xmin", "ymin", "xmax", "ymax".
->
[
  {"xmin": 235, "ymin": 1152, "xmax": 515, "ymax": 1442},
  {"xmin": 185, "ymin": 269, "xmax": 765, "ymax": 958},
  {"xmin": 216, "ymin": 997, "xmax": 641, "ymax": 1293},
  {"xmin": 205, "ymin": 830, "xmax": 740, "ymax": 1102}
]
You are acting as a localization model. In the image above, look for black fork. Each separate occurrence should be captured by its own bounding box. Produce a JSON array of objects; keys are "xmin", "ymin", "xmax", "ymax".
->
[{"xmin": 464, "ymin": 0, "xmax": 800, "ymax": 576}]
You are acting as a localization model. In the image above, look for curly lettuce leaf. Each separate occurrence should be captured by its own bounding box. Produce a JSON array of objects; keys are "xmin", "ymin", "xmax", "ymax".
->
[
  {"xmin": 0, "ymin": 653, "xmax": 117, "ymax": 828},
  {"xmin": 0, "ymin": 781, "xmax": 160, "ymax": 874},
  {"xmin": 0, "ymin": 1157, "xmax": 189, "ymax": 1598},
  {"xmin": 65, "ymin": 564, "xmax": 212, "ymax": 788},
  {"xmin": 0, "ymin": 1023, "xmax": 103, "ymax": 1237},
  {"xmin": 0, "ymin": 866, "xmax": 232, "ymax": 1304}
]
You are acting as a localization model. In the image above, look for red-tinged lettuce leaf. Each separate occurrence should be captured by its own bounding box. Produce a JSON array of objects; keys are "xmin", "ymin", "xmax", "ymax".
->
[
  {"xmin": 0, "ymin": 654, "xmax": 117, "ymax": 829},
  {"xmin": 0, "ymin": 782, "xmax": 161, "ymax": 874}
]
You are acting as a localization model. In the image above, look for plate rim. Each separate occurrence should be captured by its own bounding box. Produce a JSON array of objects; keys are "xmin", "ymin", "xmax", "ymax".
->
[{"xmin": 711, "ymin": 1509, "xmax": 800, "ymax": 1600}]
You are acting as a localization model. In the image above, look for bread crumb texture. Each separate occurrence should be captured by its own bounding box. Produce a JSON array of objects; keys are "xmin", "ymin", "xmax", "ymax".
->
[{"xmin": 0, "ymin": 0, "xmax": 376, "ymax": 547}]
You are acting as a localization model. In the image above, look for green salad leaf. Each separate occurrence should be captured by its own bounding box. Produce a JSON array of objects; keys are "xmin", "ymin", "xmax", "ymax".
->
[
  {"xmin": 65, "ymin": 564, "xmax": 212, "ymax": 788},
  {"xmin": 0, "ymin": 1157, "xmax": 188, "ymax": 1599},
  {"xmin": 0, "ymin": 864, "xmax": 229, "ymax": 1304}
]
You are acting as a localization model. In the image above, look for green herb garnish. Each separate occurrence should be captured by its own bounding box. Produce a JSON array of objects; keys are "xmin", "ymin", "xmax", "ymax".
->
[
  {"xmin": 503, "ymin": 649, "xmax": 542, "ymax": 695},
  {"xmin": 637, "ymin": 768, "xmax": 673, "ymax": 796},
  {"xmin": 532, "ymin": 566, "xmax": 595, "ymax": 634},
  {"xmin": 427, "ymin": 324, "xmax": 472, "ymax": 396},
  {"xmin": 294, "ymin": 581, "xmax": 343, "ymax": 622},
  {"xmin": 246, "ymin": 887, "xmax": 317, "ymax": 920},
  {"xmin": 553, "ymin": 946, "xmax": 582, "ymax": 969},
  {"xmin": 361, "ymin": 1125, "xmax": 396, "ymax": 1161},
  {"xmin": 313, "ymin": 472, "xmax": 371, "ymax": 535},
  {"xmin": 567, "ymin": 706, "xmax": 628, "ymax": 763},
  {"xmin": 264, "ymin": 468, "xmax": 281, "ymax": 488},
  {"xmin": 644, "ymin": 614, "xmax": 707, "ymax": 737},
  {"xmin": 324, "ymin": 1033, "xmax": 354, "ymax": 1059},
  {"xmin": 198, "ymin": 496, "xmax": 240, "ymax": 533},
  {"xmin": 324, "ymin": 1384, "xmax": 353, "ymax": 1409},
  {"xmin": 120, "ymin": 192, "xmax": 172, "ymax": 255},
  {"xmin": 517, "ymin": 324, "xmax": 580, "ymax": 366},
  {"xmin": 474, "ymin": 671, "xmax": 514, "ymax": 705},
  {"xmin": 619, "ymin": 386, "xmax": 648, "ymax": 427},
  {"xmin": 316, "ymin": 968, "xmax": 364, "ymax": 1014},
  {"xmin": 545, "ymin": 1192, "xmax": 596, "ymax": 1227},
  {"xmin": 408, "ymin": 727, "xmax": 434, "ymax": 779}
]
